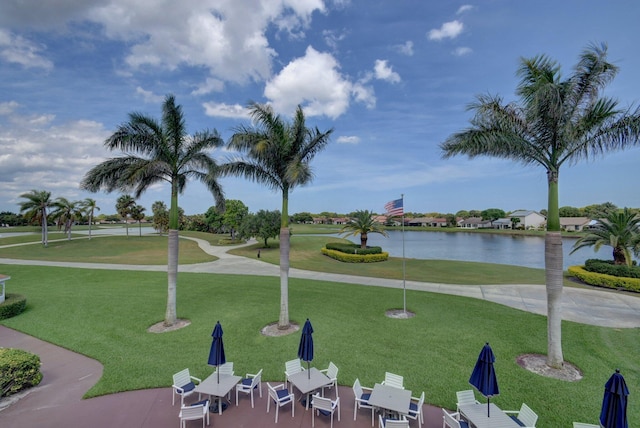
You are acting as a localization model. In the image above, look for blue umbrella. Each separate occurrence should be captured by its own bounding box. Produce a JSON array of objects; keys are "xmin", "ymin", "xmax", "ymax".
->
[
  {"xmin": 600, "ymin": 369, "xmax": 629, "ymax": 428},
  {"xmin": 469, "ymin": 342, "xmax": 499, "ymax": 417},
  {"xmin": 208, "ymin": 321, "xmax": 226, "ymax": 383},
  {"xmin": 297, "ymin": 318, "xmax": 314, "ymax": 379}
]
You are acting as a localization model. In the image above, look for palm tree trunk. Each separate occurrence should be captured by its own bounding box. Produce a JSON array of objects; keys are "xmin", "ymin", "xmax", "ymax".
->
[
  {"xmin": 361, "ymin": 232, "xmax": 368, "ymax": 249},
  {"xmin": 545, "ymin": 173, "xmax": 564, "ymax": 368},
  {"xmin": 278, "ymin": 227, "xmax": 290, "ymax": 329},
  {"xmin": 42, "ymin": 210, "xmax": 48, "ymax": 247},
  {"xmin": 165, "ymin": 229, "xmax": 178, "ymax": 326},
  {"xmin": 88, "ymin": 212, "xmax": 93, "ymax": 240}
]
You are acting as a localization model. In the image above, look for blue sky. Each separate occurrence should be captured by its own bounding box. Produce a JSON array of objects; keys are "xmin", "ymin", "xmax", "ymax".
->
[{"xmin": 1, "ymin": 0, "xmax": 638, "ymax": 216}]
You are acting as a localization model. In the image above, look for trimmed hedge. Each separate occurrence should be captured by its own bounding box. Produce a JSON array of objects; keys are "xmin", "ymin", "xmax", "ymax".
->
[
  {"xmin": 325, "ymin": 242, "xmax": 383, "ymax": 255},
  {"xmin": 568, "ymin": 265, "xmax": 640, "ymax": 292},
  {"xmin": 0, "ymin": 348, "xmax": 43, "ymax": 397},
  {"xmin": 0, "ymin": 293, "xmax": 27, "ymax": 320},
  {"xmin": 584, "ymin": 259, "xmax": 640, "ymax": 279},
  {"xmin": 322, "ymin": 247, "xmax": 389, "ymax": 263}
]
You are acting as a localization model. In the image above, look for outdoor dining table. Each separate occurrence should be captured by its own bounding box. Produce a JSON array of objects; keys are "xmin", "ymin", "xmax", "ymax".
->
[
  {"xmin": 367, "ymin": 383, "xmax": 412, "ymax": 418},
  {"xmin": 458, "ymin": 403, "xmax": 521, "ymax": 428},
  {"xmin": 287, "ymin": 367, "xmax": 333, "ymax": 410},
  {"xmin": 194, "ymin": 372, "xmax": 242, "ymax": 415}
]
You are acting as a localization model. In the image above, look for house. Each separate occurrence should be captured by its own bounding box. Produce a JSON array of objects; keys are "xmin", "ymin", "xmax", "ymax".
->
[
  {"xmin": 506, "ymin": 210, "xmax": 546, "ymax": 230},
  {"xmin": 459, "ymin": 217, "xmax": 493, "ymax": 229},
  {"xmin": 407, "ymin": 217, "xmax": 448, "ymax": 227},
  {"xmin": 560, "ymin": 217, "xmax": 591, "ymax": 232},
  {"xmin": 492, "ymin": 218, "xmax": 513, "ymax": 229}
]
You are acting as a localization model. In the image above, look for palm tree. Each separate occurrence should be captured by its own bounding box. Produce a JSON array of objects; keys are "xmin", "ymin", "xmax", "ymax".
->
[
  {"xmin": 81, "ymin": 94, "xmax": 225, "ymax": 327},
  {"xmin": 18, "ymin": 189, "xmax": 52, "ymax": 246},
  {"xmin": 225, "ymin": 102, "xmax": 333, "ymax": 329},
  {"xmin": 571, "ymin": 208, "xmax": 640, "ymax": 265},
  {"xmin": 340, "ymin": 210, "xmax": 388, "ymax": 248},
  {"xmin": 130, "ymin": 204, "xmax": 146, "ymax": 237},
  {"xmin": 440, "ymin": 43, "xmax": 640, "ymax": 368},
  {"xmin": 51, "ymin": 197, "xmax": 83, "ymax": 240},
  {"xmin": 116, "ymin": 194, "xmax": 136, "ymax": 237},
  {"xmin": 82, "ymin": 198, "xmax": 100, "ymax": 240}
]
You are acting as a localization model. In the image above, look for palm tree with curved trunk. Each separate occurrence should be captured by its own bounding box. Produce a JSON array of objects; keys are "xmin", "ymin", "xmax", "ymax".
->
[
  {"xmin": 82, "ymin": 198, "xmax": 100, "ymax": 239},
  {"xmin": 18, "ymin": 189, "xmax": 52, "ymax": 246},
  {"xmin": 81, "ymin": 94, "xmax": 225, "ymax": 327},
  {"xmin": 116, "ymin": 194, "xmax": 136, "ymax": 237},
  {"xmin": 51, "ymin": 197, "xmax": 83, "ymax": 240},
  {"xmin": 571, "ymin": 208, "xmax": 640, "ymax": 265},
  {"xmin": 225, "ymin": 102, "xmax": 333, "ymax": 329},
  {"xmin": 340, "ymin": 210, "xmax": 388, "ymax": 248},
  {"xmin": 440, "ymin": 43, "xmax": 640, "ymax": 368}
]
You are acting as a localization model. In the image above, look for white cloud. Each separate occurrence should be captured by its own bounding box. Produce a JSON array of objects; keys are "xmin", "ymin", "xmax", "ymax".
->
[
  {"xmin": 396, "ymin": 40, "xmax": 414, "ymax": 56},
  {"xmin": 457, "ymin": 5, "xmax": 474, "ymax": 14},
  {"xmin": 202, "ymin": 102, "xmax": 249, "ymax": 119},
  {"xmin": 453, "ymin": 47, "xmax": 472, "ymax": 56},
  {"xmin": 373, "ymin": 60, "xmax": 401, "ymax": 83},
  {"xmin": 337, "ymin": 135, "xmax": 360, "ymax": 144},
  {"xmin": 323, "ymin": 29, "xmax": 347, "ymax": 51},
  {"xmin": 0, "ymin": 29, "xmax": 53, "ymax": 70},
  {"xmin": 0, "ymin": 101, "xmax": 20, "ymax": 115},
  {"xmin": 427, "ymin": 20, "xmax": 464, "ymax": 41},
  {"xmin": 135, "ymin": 87, "xmax": 164, "ymax": 104},
  {"xmin": 264, "ymin": 46, "xmax": 359, "ymax": 118},
  {"xmin": 192, "ymin": 77, "xmax": 225, "ymax": 96}
]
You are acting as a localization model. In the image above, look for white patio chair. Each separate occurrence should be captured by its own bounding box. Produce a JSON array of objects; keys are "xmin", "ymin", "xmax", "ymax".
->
[
  {"xmin": 284, "ymin": 358, "xmax": 304, "ymax": 390},
  {"xmin": 172, "ymin": 368, "xmax": 201, "ymax": 406},
  {"xmin": 455, "ymin": 389, "xmax": 479, "ymax": 414},
  {"xmin": 406, "ymin": 390, "xmax": 424, "ymax": 428},
  {"xmin": 381, "ymin": 372, "xmax": 404, "ymax": 389},
  {"xmin": 353, "ymin": 378, "xmax": 375, "ymax": 426},
  {"xmin": 442, "ymin": 408, "xmax": 469, "ymax": 428},
  {"xmin": 573, "ymin": 423, "xmax": 600, "ymax": 428},
  {"xmin": 312, "ymin": 393, "xmax": 340, "ymax": 428},
  {"xmin": 504, "ymin": 403, "xmax": 538, "ymax": 427},
  {"xmin": 179, "ymin": 398, "xmax": 209, "ymax": 428},
  {"xmin": 379, "ymin": 414, "xmax": 409, "ymax": 428},
  {"xmin": 266, "ymin": 382, "xmax": 295, "ymax": 423},
  {"xmin": 320, "ymin": 361, "xmax": 339, "ymax": 397},
  {"xmin": 214, "ymin": 361, "xmax": 234, "ymax": 376},
  {"xmin": 236, "ymin": 368, "xmax": 263, "ymax": 408}
]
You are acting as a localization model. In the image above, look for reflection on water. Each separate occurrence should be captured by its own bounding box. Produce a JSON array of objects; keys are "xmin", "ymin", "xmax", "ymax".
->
[{"xmin": 341, "ymin": 230, "xmax": 622, "ymax": 270}]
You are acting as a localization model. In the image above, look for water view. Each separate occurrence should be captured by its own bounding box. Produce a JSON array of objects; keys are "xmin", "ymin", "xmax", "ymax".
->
[{"xmin": 343, "ymin": 230, "xmax": 622, "ymax": 270}]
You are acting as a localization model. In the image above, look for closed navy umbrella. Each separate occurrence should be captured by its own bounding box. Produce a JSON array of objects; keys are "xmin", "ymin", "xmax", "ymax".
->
[
  {"xmin": 600, "ymin": 369, "xmax": 629, "ymax": 428},
  {"xmin": 208, "ymin": 321, "xmax": 226, "ymax": 383},
  {"xmin": 469, "ymin": 342, "xmax": 499, "ymax": 417},
  {"xmin": 297, "ymin": 318, "xmax": 314, "ymax": 379}
]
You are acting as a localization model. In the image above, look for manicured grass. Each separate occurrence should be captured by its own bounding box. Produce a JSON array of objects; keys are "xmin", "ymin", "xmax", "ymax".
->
[
  {"xmin": 0, "ymin": 235, "xmax": 216, "ymax": 264},
  {"xmin": 0, "ymin": 264, "xmax": 637, "ymax": 426}
]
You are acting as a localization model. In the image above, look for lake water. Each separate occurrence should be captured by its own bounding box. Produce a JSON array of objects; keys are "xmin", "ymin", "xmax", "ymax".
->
[{"xmin": 342, "ymin": 230, "xmax": 626, "ymax": 270}]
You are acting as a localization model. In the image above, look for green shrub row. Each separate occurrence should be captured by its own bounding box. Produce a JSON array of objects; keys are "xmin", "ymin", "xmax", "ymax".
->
[
  {"xmin": 0, "ymin": 293, "xmax": 27, "ymax": 320},
  {"xmin": 584, "ymin": 259, "xmax": 640, "ymax": 279},
  {"xmin": 568, "ymin": 265, "xmax": 640, "ymax": 292},
  {"xmin": 325, "ymin": 242, "xmax": 382, "ymax": 255},
  {"xmin": 0, "ymin": 348, "xmax": 43, "ymax": 398},
  {"xmin": 321, "ymin": 247, "xmax": 389, "ymax": 263}
]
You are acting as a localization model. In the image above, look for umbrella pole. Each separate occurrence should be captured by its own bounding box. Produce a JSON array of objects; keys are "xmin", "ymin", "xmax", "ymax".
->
[
  {"xmin": 307, "ymin": 361, "xmax": 310, "ymax": 379},
  {"xmin": 217, "ymin": 368, "xmax": 220, "ymax": 384},
  {"xmin": 487, "ymin": 397, "xmax": 490, "ymax": 417}
]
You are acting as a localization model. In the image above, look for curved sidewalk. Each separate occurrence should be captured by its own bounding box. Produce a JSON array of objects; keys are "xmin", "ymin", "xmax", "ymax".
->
[{"xmin": 2, "ymin": 236, "xmax": 640, "ymax": 328}]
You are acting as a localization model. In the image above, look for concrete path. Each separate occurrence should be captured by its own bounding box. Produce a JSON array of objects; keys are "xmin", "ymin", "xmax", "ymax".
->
[{"xmin": 2, "ymin": 235, "xmax": 640, "ymax": 328}]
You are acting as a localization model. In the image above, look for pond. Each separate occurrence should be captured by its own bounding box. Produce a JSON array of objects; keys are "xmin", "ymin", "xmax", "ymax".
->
[{"xmin": 341, "ymin": 230, "xmax": 626, "ymax": 270}]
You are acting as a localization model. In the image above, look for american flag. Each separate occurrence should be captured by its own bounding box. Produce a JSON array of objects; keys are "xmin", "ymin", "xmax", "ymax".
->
[{"xmin": 384, "ymin": 198, "xmax": 404, "ymax": 217}]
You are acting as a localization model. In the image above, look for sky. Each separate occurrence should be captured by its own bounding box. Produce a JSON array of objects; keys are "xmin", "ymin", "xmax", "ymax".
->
[{"xmin": 1, "ymin": 0, "xmax": 639, "ymax": 217}]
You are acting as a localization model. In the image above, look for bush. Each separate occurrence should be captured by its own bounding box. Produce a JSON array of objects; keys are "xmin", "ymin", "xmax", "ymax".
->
[
  {"xmin": 568, "ymin": 265, "xmax": 640, "ymax": 292},
  {"xmin": 584, "ymin": 259, "xmax": 640, "ymax": 279},
  {"xmin": 321, "ymin": 247, "xmax": 389, "ymax": 263},
  {"xmin": 0, "ymin": 293, "xmax": 27, "ymax": 320},
  {"xmin": 0, "ymin": 348, "xmax": 43, "ymax": 397},
  {"xmin": 325, "ymin": 242, "xmax": 383, "ymax": 255}
]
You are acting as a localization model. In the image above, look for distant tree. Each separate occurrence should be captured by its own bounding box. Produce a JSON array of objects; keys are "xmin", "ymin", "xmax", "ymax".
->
[
  {"xmin": 116, "ymin": 195, "xmax": 136, "ymax": 237},
  {"xmin": 239, "ymin": 210, "xmax": 281, "ymax": 247},
  {"xmin": 51, "ymin": 197, "xmax": 83, "ymax": 240},
  {"xmin": 82, "ymin": 198, "xmax": 100, "ymax": 239},
  {"xmin": 222, "ymin": 200, "xmax": 249, "ymax": 239},
  {"xmin": 571, "ymin": 208, "xmax": 640, "ymax": 265},
  {"xmin": 444, "ymin": 213, "xmax": 456, "ymax": 227},
  {"xmin": 0, "ymin": 211, "xmax": 25, "ymax": 226},
  {"xmin": 559, "ymin": 206, "xmax": 582, "ymax": 217},
  {"xmin": 204, "ymin": 206, "xmax": 224, "ymax": 233},
  {"xmin": 184, "ymin": 214, "xmax": 209, "ymax": 232},
  {"xmin": 340, "ymin": 209, "xmax": 388, "ymax": 248},
  {"xmin": 292, "ymin": 212, "xmax": 313, "ymax": 223},
  {"xmin": 130, "ymin": 204, "xmax": 146, "ymax": 237},
  {"xmin": 319, "ymin": 211, "xmax": 338, "ymax": 218},
  {"xmin": 540, "ymin": 209, "xmax": 548, "ymax": 217},
  {"xmin": 510, "ymin": 217, "xmax": 522, "ymax": 230},
  {"xmin": 481, "ymin": 208, "xmax": 506, "ymax": 221},
  {"xmin": 104, "ymin": 214, "xmax": 121, "ymax": 223},
  {"xmin": 583, "ymin": 202, "xmax": 619, "ymax": 219},
  {"xmin": 455, "ymin": 210, "xmax": 470, "ymax": 219},
  {"xmin": 18, "ymin": 189, "xmax": 53, "ymax": 246},
  {"xmin": 152, "ymin": 201, "xmax": 169, "ymax": 235},
  {"xmin": 468, "ymin": 210, "xmax": 482, "ymax": 218}
]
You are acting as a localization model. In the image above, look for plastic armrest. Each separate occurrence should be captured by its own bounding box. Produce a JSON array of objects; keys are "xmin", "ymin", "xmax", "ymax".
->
[{"xmin": 190, "ymin": 376, "xmax": 202, "ymax": 383}]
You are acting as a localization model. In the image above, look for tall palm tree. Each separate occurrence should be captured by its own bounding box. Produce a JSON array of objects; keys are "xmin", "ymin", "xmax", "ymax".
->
[
  {"xmin": 18, "ymin": 189, "xmax": 52, "ymax": 246},
  {"xmin": 225, "ymin": 102, "xmax": 333, "ymax": 329},
  {"xmin": 116, "ymin": 194, "xmax": 136, "ymax": 237},
  {"xmin": 51, "ymin": 197, "xmax": 83, "ymax": 240},
  {"xmin": 440, "ymin": 43, "xmax": 640, "ymax": 368},
  {"xmin": 81, "ymin": 94, "xmax": 225, "ymax": 327},
  {"xmin": 340, "ymin": 210, "xmax": 388, "ymax": 248},
  {"xmin": 130, "ymin": 204, "xmax": 146, "ymax": 237},
  {"xmin": 571, "ymin": 208, "xmax": 640, "ymax": 265},
  {"xmin": 82, "ymin": 198, "xmax": 100, "ymax": 240}
]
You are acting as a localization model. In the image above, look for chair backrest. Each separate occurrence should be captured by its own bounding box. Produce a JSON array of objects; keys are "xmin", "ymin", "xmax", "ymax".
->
[
  {"xmin": 518, "ymin": 403, "xmax": 538, "ymax": 427},
  {"xmin": 573, "ymin": 423, "xmax": 599, "ymax": 428},
  {"xmin": 384, "ymin": 372, "xmax": 404, "ymax": 389},
  {"xmin": 384, "ymin": 419, "xmax": 410, "ymax": 428},
  {"xmin": 285, "ymin": 359, "xmax": 302, "ymax": 375},
  {"xmin": 180, "ymin": 402, "xmax": 206, "ymax": 420},
  {"xmin": 251, "ymin": 369, "xmax": 263, "ymax": 387},
  {"xmin": 326, "ymin": 361, "xmax": 339, "ymax": 379},
  {"xmin": 456, "ymin": 389, "xmax": 476, "ymax": 406},
  {"xmin": 353, "ymin": 378, "xmax": 363, "ymax": 398},
  {"xmin": 442, "ymin": 408, "xmax": 461, "ymax": 428},
  {"xmin": 313, "ymin": 394, "xmax": 334, "ymax": 412},
  {"xmin": 267, "ymin": 382, "xmax": 279, "ymax": 401},
  {"xmin": 173, "ymin": 368, "xmax": 191, "ymax": 387},
  {"xmin": 416, "ymin": 391, "xmax": 425, "ymax": 407},
  {"xmin": 216, "ymin": 362, "xmax": 233, "ymax": 375}
]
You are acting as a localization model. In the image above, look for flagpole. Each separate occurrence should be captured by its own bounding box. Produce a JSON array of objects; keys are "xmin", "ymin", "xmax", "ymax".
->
[{"xmin": 401, "ymin": 194, "xmax": 406, "ymax": 315}]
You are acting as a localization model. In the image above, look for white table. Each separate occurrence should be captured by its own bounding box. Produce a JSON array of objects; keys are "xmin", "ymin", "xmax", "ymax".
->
[
  {"xmin": 194, "ymin": 373, "xmax": 242, "ymax": 415},
  {"xmin": 458, "ymin": 403, "xmax": 521, "ymax": 428},
  {"xmin": 368, "ymin": 383, "xmax": 411, "ymax": 417},
  {"xmin": 287, "ymin": 367, "xmax": 332, "ymax": 409}
]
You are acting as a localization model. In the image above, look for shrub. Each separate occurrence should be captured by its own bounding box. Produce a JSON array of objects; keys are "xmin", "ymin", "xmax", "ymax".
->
[
  {"xmin": 584, "ymin": 259, "xmax": 640, "ymax": 279},
  {"xmin": 0, "ymin": 293, "xmax": 27, "ymax": 320},
  {"xmin": 325, "ymin": 242, "xmax": 383, "ymax": 255},
  {"xmin": 0, "ymin": 348, "xmax": 43, "ymax": 397},
  {"xmin": 568, "ymin": 265, "xmax": 640, "ymax": 292},
  {"xmin": 321, "ymin": 247, "xmax": 389, "ymax": 263}
]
